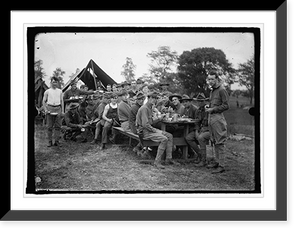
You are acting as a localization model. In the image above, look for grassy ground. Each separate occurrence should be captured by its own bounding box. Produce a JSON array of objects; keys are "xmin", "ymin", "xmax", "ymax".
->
[
  {"xmin": 34, "ymin": 95, "xmax": 257, "ymax": 192},
  {"xmin": 224, "ymin": 96, "xmax": 255, "ymax": 136}
]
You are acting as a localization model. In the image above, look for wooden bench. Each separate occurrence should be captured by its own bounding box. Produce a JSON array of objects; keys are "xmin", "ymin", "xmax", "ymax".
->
[
  {"xmin": 113, "ymin": 126, "xmax": 188, "ymax": 148},
  {"xmin": 113, "ymin": 126, "xmax": 160, "ymax": 147}
]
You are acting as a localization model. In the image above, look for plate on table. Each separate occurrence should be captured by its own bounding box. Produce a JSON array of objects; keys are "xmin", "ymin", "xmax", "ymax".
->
[{"xmin": 178, "ymin": 117, "xmax": 193, "ymax": 122}]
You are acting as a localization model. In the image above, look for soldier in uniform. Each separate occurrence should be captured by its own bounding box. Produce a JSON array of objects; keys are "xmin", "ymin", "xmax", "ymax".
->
[
  {"xmin": 100, "ymin": 92, "xmax": 119, "ymax": 149},
  {"xmin": 169, "ymin": 93, "xmax": 185, "ymax": 116},
  {"xmin": 63, "ymin": 80, "xmax": 97, "ymax": 111},
  {"xmin": 42, "ymin": 77, "xmax": 64, "ymax": 147},
  {"xmin": 136, "ymin": 91, "xmax": 179, "ymax": 169},
  {"xmin": 195, "ymin": 101, "xmax": 210, "ymax": 167},
  {"xmin": 205, "ymin": 71, "xmax": 229, "ymax": 174},
  {"xmin": 117, "ymin": 89, "xmax": 131, "ymax": 132}
]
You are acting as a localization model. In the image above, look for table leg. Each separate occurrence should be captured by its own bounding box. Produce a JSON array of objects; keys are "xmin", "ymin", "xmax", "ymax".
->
[{"xmin": 182, "ymin": 125, "xmax": 190, "ymax": 160}]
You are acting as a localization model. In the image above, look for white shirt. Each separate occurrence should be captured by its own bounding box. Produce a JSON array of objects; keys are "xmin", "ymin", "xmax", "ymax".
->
[{"xmin": 45, "ymin": 88, "xmax": 62, "ymax": 105}]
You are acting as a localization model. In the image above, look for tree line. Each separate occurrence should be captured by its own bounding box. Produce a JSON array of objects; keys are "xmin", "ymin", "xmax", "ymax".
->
[
  {"xmin": 35, "ymin": 45, "xmax": 255, "ymax": 104},
  {"xmin": 121, "ymin": 46, "xmax": 255, "ymax": 104}
]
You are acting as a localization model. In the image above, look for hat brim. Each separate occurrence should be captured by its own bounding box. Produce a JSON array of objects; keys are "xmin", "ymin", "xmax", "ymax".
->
[
  {"xmin": 69, "ymin": 103, "xmax": 80, "ymax": 110},
  {"xmin": 181, "ymin": 98, "xmax": 193, "ymax": 102},
  {"xmin": 169, "ymin": 95, "xmax": 182, "ymax": 101},
  {"xmin": 192, "ymin": 98, "xmax": 210, "ymax": 102}
]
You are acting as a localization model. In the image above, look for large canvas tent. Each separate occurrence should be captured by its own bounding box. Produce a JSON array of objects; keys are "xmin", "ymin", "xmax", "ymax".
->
[
  {"xmin": 35, "ymin": 76, "xmax": 49, "ymax": 108},
  {"xmin": 63, "ymin": 59, "xmax": 117, "ymax": 92}
]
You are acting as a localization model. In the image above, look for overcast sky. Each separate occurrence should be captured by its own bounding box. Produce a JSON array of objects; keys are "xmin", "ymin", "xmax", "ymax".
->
[{"xmin": 34, "ymin": 32, "xmax": 254, "ymax": 88}]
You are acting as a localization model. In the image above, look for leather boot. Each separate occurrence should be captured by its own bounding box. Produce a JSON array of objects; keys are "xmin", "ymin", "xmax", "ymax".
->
[
  {"xmin": 100, "ymin": 143, "xmax": 106, "ymax": 150},
  {"xmin": 154, "ymin": 144, "xmax": 166, "ymax": 169},
  {"xmin": 154, "ymin": 162, "xmax": 165, "ymax": 169},
  {"xmin": 195, "ymin": 149, "xmax": 207, "ymax": 167},
  {"xmin": 53, "ymin": 141, "xmax": 61, "ymax": 147},
  {"xmin": 211, "ymin": 144, "xmax": 226, "ymax": 173},
  {"xmin": 47, "ymin": 140, "xmax": 52, "ymax": 147},
  {"xmin": 207, "ymin": 145, "xmax": 219, "ymax": 168}
]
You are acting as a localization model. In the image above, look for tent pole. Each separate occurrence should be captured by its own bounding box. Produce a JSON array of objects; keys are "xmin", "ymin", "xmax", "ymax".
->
[{"xmin": 90, "ymin": 61, "xmax": 97, "ymax": 90}]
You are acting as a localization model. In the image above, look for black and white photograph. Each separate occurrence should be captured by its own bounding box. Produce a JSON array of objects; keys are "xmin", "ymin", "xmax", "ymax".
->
[
  {"xmin": 29, "ymin": 27, "xmax": 260, "ymax": 194},
  {"xmin": 6, "ymin": 2, "xmax": 290, "ymax": 225}
]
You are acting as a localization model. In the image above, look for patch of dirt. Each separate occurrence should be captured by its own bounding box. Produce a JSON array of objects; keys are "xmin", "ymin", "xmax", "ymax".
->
[{"xmin": 34, "ymin": 124, "xmax": 257, "ymax": 193}]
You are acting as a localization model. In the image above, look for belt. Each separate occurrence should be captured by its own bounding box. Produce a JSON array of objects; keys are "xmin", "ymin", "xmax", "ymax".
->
[{"xmin": 47, "ymin": 104, "xmax": 61, "ymax": 107}]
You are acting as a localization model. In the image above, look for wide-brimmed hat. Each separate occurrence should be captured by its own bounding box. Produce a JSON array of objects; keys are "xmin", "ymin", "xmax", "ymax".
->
[
  {"xmin": 148, "ymin": 91, "xmax": 160, "ymax": 99},
  {"xmin": 69, "ymin": 103, "xmax": 79, "ymax": 110},
  {"xmin": 103, "ymin": 92, "xmax": 112, "ymax": 99},
  {"xmin": 136, "ymin": 78, "xmax": 144, "ymax": 84},
  {"xmin": 121, "ymin": 81, "xmax": 131, "ymax": 87},
  {"xmin": 135, "ymin": 91, "xmax": 145, "ymax": 100},
  {"xmin": 117, "ymin": 89, "xmax": 128, "ymax": 96},
  {"xmin": 169, "ymin": 93, "xmax": 182, "ymax": 101},
  {"xmin": 181, "ymin": 94, "xmax": 193, "ymax": 102},
  {"xmin": 193, "ymin": 93, "xmax": 209, "ymax": 102},
  {"xmin": 159, "ymin": 82, "xmax": 170, "ymax": 86}
]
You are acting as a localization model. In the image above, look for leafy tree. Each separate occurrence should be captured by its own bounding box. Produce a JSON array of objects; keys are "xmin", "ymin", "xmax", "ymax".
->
[
  {"xmin": 138, "ymin": 73, "xmax": 155, "ymax": 86},
  {"xmin": 237, "ymin": 56, "xmax": 255, "ymax": 104},
  {"xmin": 177, "ymin": 47, "xmax": 235, "ymax": 97},
  {"xmin": 121, "ymin": 57, "xmax": 136, "ymax": 83},
  {"xmin": 147, "ymin": 46, "xmax": 178, "ymax": 83},
  {"xmin": 52, "ymin": 67, "xmax": 65, "ymax": 89},
  {"xmin": 34, "ymin": 59, "xmax": 46, "ymax": 81}
]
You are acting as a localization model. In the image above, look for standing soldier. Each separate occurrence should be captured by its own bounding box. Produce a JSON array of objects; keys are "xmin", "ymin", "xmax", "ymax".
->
[
  {"xmin": 63, "ymin": 80, "xmax": 97, "ymax": 111},
  {"xmin": 205, "ymin": 71, "xmax": 229, "ymax": 174},
  {"xmin": 42, "ymin": 77, "xmax": 64, "ymax": 147}
]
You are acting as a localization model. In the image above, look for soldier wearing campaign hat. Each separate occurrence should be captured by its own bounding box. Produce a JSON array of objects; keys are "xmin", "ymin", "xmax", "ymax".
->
[{"xmin": 64, "ymin": 102, "xmax": 88, "ymax": 143}]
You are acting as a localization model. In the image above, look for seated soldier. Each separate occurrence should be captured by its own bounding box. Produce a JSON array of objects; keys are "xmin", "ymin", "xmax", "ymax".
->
[
  {"xmin": 100, "ymin": 92, "xmax": 119, "ymax": 149},
  {"xmin": 168, "ymin": 93, "xmax": 185, "ymax": 116},
  {"xmin": 181, "ymin": 94, "xmax": 203, "ymax": 160},
  {"xmin": 128, "ymin": 92, "xmax": 145, "ymax": 153},
  {"xmin": 117, "ymin": 89, "xmax": 131, "ymax": 132},
  {"xmin": 64, "ymin": 103, "xmax": 88, "ymax": 143},
  {"xmin": 136, "ymin": 91, "xmax": 179, "ymax": 169},
  {"xmin": 90, "ymin": 92, "xmax": 111, "ymax": 144},
  {"xmin": 85, "ymin": 95, "xmax": 98, "ymax": 122},
  {"xmin": 185, "ymin": 96, "xmax": 210, "ymax": 167}
]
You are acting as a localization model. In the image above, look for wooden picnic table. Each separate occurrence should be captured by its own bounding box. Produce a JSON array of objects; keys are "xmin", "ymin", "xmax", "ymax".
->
[
  {"xmin": 160, "ymin": 119, "xmax": 200, "ymax": 159},
  {"xmin": 113, "ymin": 118, "xmax": 199, "ymax": 160}
]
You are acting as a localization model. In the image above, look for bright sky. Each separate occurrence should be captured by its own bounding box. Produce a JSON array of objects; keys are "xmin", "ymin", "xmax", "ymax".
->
[{"xmin": 34, "ymin": 32, "xmax": 254, "ymax": 88}]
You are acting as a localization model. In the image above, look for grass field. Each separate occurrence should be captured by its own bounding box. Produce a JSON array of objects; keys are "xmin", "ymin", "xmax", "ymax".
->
[
  {"xmin": 33, "ymin": 95, "xmax": 257, "ymax": 192},
  {"xmin": 224, "ymin": 96, "xmax": 254, "ymax": 136}
]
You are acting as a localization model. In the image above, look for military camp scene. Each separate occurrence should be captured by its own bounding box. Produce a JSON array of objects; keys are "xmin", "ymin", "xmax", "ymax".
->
[{"xmin": 34, "ymin": 32, "xmax": 257, "ymax": 192}]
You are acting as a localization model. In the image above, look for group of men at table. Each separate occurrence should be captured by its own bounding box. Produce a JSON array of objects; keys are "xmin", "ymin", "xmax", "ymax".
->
[{"xmin": 42, "ymin": 71, "xmax": 229, "ymax": 174}]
